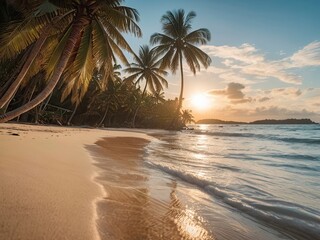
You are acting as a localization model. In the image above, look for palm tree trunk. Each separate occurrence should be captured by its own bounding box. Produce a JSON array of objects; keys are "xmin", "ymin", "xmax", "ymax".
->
[
  {"xmin": 170, "ymin": 52, "xmax": 184, "ymax": 129},
  {"xmin": 19, "ymin": 83, "xmax": 37, "ymax": 122},
  {"xmin": 40, "ymin": 92, "xmax": 53, "ymax": 112},
  {"xmin": 0, "ymin": 29, "xmax": 49, "ymax": 109},
  {"xmin": 0, "ymin": 47, "xmax": 31, "ymax": 99},
  {"xmin": 178, "ymin": 52, "xmax": 184, "ymax": 111},
  {"xmin": 98, "ymin": 105, "xmax": 109, "ymax": 127},
  {"xmin": 0, "ymin": 16, "xmax": 90, "ymax": 123},
  {"xmin": 67, "ymin": 104, "xmax": 78, "ymax": 126},
  {"xmin": 132, "ymin": 83, "xmax": 147, "ymax": 127}
]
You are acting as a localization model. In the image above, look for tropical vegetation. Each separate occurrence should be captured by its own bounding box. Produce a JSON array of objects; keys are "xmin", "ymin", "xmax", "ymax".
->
[
  {"xmin": 0, "ymin": 1, "xmax": 211, "ymax": 129},
  {"xmin": 123, "ymin": 45, "xmax": 168, "ymax": 127}
]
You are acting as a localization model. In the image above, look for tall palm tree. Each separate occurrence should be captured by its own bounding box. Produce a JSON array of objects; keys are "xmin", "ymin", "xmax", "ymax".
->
[
  {"xmin": 0, "ymin": 0, "xmax": 141, "ymax": 123},
  {"xmin": 123, "ymin": 45, "xmax": 168, "ymax": 127},
  {"xmin": 150, "ymin": 9, "xmax": 211, "ymax": 121}
]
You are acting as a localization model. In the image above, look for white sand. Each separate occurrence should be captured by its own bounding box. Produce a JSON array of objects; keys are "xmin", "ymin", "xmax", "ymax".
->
[{"xmin": 0, "ymin": 123, "xmax": 151, "ymax": 240}]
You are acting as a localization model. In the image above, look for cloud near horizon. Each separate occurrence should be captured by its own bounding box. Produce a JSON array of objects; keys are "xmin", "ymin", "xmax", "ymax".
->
[
  {"xmin": 209, "ymin": 82, "xmax": 252, "ymax": 104},
  {"xmin": 207, "ymin": 83, "xmax": 313, "ymax": 111}
]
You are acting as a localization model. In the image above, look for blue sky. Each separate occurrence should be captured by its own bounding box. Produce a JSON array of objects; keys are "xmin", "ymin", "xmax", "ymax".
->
[{"xmin": 125, "ymin": 0, "xmax": 320, "ymax": 121}]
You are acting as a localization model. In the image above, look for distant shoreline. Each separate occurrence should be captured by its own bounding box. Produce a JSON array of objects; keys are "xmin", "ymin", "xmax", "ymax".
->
[{"xmin": 196, "ymin": 118, "xmax": 318, "ymax": 125}]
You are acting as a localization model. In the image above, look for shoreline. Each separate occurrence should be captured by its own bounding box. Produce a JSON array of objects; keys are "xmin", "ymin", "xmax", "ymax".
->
[
  {"xmin": 0, "ymin": 123, "xmax": 153, "ymax": 240},
  {"xmin": 88, "ymin": 136, "xmax": 215, "ymax": 240},
  {"xmin": 1, "ymin": 123, "xmax": 314, "ymax": 239},
  {"xmin": 88, "ymin": 137, "xmax": 151, "ymax": 239}
]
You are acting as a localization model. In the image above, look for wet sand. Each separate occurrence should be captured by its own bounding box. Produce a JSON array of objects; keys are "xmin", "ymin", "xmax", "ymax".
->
[
  {"xmin": 89, "ymin": 137, "xmax": 214, "ymax": 240},
  {"xmin": 0, "ymin": 123, "xmax": 286, "ymax": 240}
]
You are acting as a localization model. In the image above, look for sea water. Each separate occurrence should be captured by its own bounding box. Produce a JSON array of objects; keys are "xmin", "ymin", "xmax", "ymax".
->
[{"xmin": 144, "ymin": 124, "xmax": 320, "ymax": 239}]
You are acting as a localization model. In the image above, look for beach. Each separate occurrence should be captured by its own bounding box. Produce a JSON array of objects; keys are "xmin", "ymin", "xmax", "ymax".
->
[
  {"xmin": 1, "ymin": 123, "xmax": 319, "ymax": 240},
  {"xmin": 0, "ymin": 123, "xmax": 153, "ymax": 240}
]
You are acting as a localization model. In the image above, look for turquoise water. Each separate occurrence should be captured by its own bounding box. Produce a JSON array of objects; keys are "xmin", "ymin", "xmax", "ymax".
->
[{"xmin": 144, "ymin": 124, "xmax": 320, "ymax": 239}]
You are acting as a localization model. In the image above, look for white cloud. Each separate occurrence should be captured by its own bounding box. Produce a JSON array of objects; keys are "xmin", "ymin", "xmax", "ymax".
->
[
  {"xmin": 289, "ymin": 41, "xmax": 320, "ymax": 67},
  {"xmin": 201, "ymin": 41, "xmax": 320, "ymax": 85},
  {"xmin": 218, "ymin": 72, "xmax": 255, "ymax": 84},
  {"xmin": 202, "ymin": 43, "xmax": 264, "ymax": 64},
  {"xmin": 240, "ymin": 62, "xmax": 301, "ymax": 84}
]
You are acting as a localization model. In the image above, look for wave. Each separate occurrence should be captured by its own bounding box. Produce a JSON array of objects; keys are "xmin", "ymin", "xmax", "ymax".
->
[
  {"xmin": 265, "ymin": 163, "xmax": 320, "ymax": 172},
  {"xmin": 269, "ymin": 153, "xmax": 319, "ymax": 162},
  {"xmin": 145, "ymin": 161, "xmax": 320, "ymax": 240},
  {"xmin": 195, "ymin": 130, "xmax": 320, "ymax": 145}
]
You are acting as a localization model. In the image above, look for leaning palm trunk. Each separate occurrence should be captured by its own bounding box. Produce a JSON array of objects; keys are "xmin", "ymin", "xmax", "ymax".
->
[
  {"xmin": 132, "ymin": 83, "xmax": 147, "ymax": 127},
  {"xmin": 0, "ymin": 11, "xmax": 74, "ymax": 109},
  {"xmin": 98, "ymin": 105, "xmax": 109, "ymax": 127},
  {"xmin": 0, "ymin": 47, "xmax": 31, "ymax": 99},
  {"xmin": 67, "ymin": 104, "xmax": 78, "ymax": 126},
  {"xmin": 0, "ymin": 16, "xmax": 90, "ymax": 123},
  {"xmin": 39, "ymin": 92, "xmax": 53, "ymax": 112},
  {"xmin": 0, "ymin": 29, "xmax": 49, "ymax": 109}
]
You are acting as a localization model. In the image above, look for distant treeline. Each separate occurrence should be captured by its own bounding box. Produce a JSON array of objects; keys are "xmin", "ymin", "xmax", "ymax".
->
[{"xmin": 196, "ymin": 118, "xmax": 318, "ymax": 124}]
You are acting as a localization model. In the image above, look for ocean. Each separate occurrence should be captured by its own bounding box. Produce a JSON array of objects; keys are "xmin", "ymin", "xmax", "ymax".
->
[{"xmin": 143, "ymin": 124, "xmax": 320, "ymax": 239}]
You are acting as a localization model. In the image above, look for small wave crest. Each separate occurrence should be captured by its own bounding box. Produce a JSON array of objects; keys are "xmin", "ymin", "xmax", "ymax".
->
[
  {"xmin": 194, "ymin": 130, "xmax": 320, "ymax": 145},
  {"xmin": 146, "ymin": 161, "xmax": 320, "ymax": 239}
]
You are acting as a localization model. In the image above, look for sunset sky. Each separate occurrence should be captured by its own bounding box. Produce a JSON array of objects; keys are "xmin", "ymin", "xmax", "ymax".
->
[{"xmin": 126, "ymin": 0, "xmax": 320, "ymax": 122}]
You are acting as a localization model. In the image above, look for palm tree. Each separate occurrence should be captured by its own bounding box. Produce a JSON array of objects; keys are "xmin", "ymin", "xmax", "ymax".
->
[
  {"xmin": 97, "ymin": 65, "xmax": 123, "ymax": 127},
  {"xmin": 123, "ymin": 45, "xmax": 168, "ymax": 127},
  {"xmin": 153, "ymin": 90, "xmax": 165, "ymax": 104},
  {"xmin": 150, "ymin": 9, "xmax": 211, "ymax": 124},
  {"xmin": 181, "ymin": 109, "xmax": 194, "ymax": 125},
  {"xmin": 67, "ymin": 63, "xmax": 122, "ymax": 126},
  {"xmin": 0, "ymin": 0, "xmax": 141, "ymax": 123}
]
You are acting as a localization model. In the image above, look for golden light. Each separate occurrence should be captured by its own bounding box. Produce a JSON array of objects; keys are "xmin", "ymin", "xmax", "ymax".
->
[{"xmin": 191, "ymin": 93, "xmax": 212, "ymax": 110}]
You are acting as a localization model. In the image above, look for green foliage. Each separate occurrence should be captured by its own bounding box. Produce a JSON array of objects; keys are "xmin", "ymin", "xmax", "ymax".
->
[{"xmin": 0, "ymin": 6, "xmax": 206, "ymax": 129}]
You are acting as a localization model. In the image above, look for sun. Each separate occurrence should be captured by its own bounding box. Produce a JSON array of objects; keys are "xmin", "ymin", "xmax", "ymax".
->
[{"xmin": 191, "ymin": 93, "xmax": 212, "ymax": 110}]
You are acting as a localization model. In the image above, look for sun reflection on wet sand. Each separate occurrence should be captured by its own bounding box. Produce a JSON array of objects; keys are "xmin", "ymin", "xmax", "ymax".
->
[
  {"xmin": 89, "ymin": 137, "xmax": 214, "ymax": 240},
  {"xmin": 165, "ymin": 181, "xmax": 214, "ymax": 240}
]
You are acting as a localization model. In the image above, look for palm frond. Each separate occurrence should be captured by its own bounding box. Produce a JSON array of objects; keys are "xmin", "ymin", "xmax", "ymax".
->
[
  {"xmin": 170, "ymin": 50, "xmax": 180, "ymax": 73},
  {"xmin": 98, "ymin": 5, "xmax": 142, "ymax": 37},
  {"xmin": 22, "ymin": 36, "xmax": 58, "ymax": 87},
  {"xmin": 108, "ymin": 36, "xmax": 129, "ymax": 65},
  {"xmin": 48, "ymin": 0, "xmax": 74, "ymax": 9},
  {"xmin": 61, "ymin": 24, "xmax": 94, "ymax": 105},
  {"xmin": 35, "ymin": 0, "xmax": 60, "ymax": 16},
  {"xmin": 186, "ymin": 43, "xmax": 212, "ymax": 68},
  {"xmin": 184, "ymin": 28, "xmax": 211, "ymax": 45},
  {"xmin": 185, "ymin": 11, "xmax": 196, "ymax": 28},
  {"xmin": 92, "ymin": 19, "xmax": 110, "ymax": 68},
  {"xmin": 150, "ymin": 33, "xmax": 174, "ymax": 46},
  {"xmin": 0, "ymin": 17, "xmax": 43, "ymax": 60},
  {"xmin": 123, "ymin": 72, "xmax": 141, "ymax": 84},
  {"xmin": 98, "ymin": 15, "xmax": 135, "ymax": 54},
  {"xmin": 183, "ymin": 47, "xmax": 199, "ymax": 74},
  {"xmin": 44, "ymin": 24, "xmax": 72, "ymax": 78},
  {"xmin": 153, "ymin": 72, "xmax": 169, "ymax": 88},
  {"xmin": 123, "ymin": 67, "xmax": 143, "ymax": 74}
]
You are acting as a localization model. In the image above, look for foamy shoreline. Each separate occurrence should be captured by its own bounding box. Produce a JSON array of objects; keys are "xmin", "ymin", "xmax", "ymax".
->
[{"xmin": 0, "ymin": 123, "xmax": 152, "ymax": 240}]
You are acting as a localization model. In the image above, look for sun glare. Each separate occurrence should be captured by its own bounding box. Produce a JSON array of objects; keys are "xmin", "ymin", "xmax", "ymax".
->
[{"xmin": 191, "ymin": 94, "xmax": 212, "ymax": 110}]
